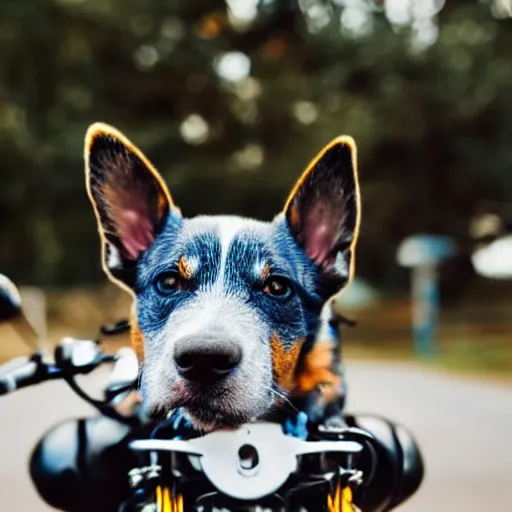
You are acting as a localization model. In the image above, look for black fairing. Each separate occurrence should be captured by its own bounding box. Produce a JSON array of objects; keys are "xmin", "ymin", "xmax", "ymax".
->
[
  {"xmin": 346, "ymin": 414, "xmax": 425, "ymax": 512},
  {"xmin": 29, "ymin": 416, "xmax": 138, "ymax": 512},
  {"xmin": 29, "ymin": 413, "xmax": 423, "ymax": 512}
]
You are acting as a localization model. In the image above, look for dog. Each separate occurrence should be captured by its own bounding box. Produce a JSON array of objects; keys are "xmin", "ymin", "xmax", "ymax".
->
[{"xmin": 84, "ymin": 123, "xmax": 361, "ymax": 432}]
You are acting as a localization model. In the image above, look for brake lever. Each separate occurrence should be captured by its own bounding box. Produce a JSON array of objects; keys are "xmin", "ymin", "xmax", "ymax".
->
[
  {"xmin": 52, "ymin": 338, "xmax": 141, "ymax": 426},
  {"xmin": 100, "ymin": 319, "xmax": 130, "ymax": 336},
  {"xmin": 316, "ymin": 425, "xmax": 376, "ymax": 443},
  {"xmin": 63, "ymin": 371, "xmax": 141, "ymax": 426}
]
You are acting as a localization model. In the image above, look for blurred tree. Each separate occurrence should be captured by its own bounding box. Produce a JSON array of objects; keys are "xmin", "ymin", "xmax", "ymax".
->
[{"xmin": 0, "ymin": 0, "xmax": 511, "ymax": 293}]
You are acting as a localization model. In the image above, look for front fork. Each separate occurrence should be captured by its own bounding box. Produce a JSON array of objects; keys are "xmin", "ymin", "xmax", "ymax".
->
[
  {"xmin": 154, "ymin": 485, "xmax": 184, "ymax": 512},
  {"xmin": 328, "ymin": 481, "xmax": 362, "ymax": 512},
  {"xmin": 121, "ymin": 471, "xmax": 362, "ymax": 512}
]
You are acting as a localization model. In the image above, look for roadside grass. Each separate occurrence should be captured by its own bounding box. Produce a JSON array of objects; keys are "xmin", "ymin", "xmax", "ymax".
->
[
  {"xmin": 339, "ymin": 291, "xmax": 512, "ymax": 382},
  {"xmin": 433, "ymin": 344, "xmax": 512, "ymax": 375},
  {"xmin": 344, "ymin": 342, "xmax": 512, "ymax": 383}
]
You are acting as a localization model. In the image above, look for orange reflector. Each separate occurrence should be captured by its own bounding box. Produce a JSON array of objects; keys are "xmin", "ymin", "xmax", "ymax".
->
[{"xmin": 328, "ymin": 482, "xmax": 356, "ymax": 512}]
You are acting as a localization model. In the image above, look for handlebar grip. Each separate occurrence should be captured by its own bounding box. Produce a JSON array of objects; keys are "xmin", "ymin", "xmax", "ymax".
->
[
  {"xmin": 0, "ymin": 357, "xmax": 41, "ymax": 395},
  {"xmin": 0, "ymin": 355, "xmax": 32, "ymax": 377}
]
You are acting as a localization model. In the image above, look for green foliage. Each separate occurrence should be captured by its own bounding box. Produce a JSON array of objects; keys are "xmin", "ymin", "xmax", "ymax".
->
[{"xmin": 0, "ymin": 0, "xmax": 511, "ymax": 289}]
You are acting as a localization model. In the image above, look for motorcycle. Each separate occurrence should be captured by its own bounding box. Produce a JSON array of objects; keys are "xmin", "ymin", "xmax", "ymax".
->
[{"xmin": 0, "ymin": 274, "xmax": 424, "ymax": 512}]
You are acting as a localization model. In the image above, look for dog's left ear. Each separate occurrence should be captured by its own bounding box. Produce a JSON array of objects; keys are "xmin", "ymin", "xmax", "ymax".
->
[
  {"xmin": 84, "ymin": 122, "xmax": 180, "ymax": 289},
  {"xmin": 284, "ymin": 136, "xmax": 361, "ymax": 294}
]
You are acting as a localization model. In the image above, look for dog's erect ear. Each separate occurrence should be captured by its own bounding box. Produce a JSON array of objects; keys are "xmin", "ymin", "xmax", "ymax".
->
[
  {"xmin": 284, "ymin": 136, "xmax": 360, "ymax": 295},
  {"xmin": 85, "ymin": 123, "xmax": 180, "ymax": 289}
]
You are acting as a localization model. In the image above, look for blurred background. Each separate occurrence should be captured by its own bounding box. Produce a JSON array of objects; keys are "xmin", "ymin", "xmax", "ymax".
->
[{"xmin": 0, "ymin": 0, "xmax": 512, "ymax": 510}]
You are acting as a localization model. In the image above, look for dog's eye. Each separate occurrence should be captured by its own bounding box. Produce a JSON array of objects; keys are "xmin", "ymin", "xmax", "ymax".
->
[
  {"xmin": 263, "ymin": 276, "xmax": 292, "ymax": 299},
  {"xmin": 154, "ymin": 272, "xmax": 181, "ymax": 294}
]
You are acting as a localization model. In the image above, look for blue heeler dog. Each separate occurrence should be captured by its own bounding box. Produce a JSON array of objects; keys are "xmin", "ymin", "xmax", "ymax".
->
[{"xmin": 84, "ymin": 123, "xmax": 360, "ymax": 432}]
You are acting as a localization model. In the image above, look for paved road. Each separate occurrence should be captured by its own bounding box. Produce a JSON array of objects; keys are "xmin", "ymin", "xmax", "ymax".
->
[{"xmin": 0, "ymin": 361, "xmax": 511, "ymax": 510}]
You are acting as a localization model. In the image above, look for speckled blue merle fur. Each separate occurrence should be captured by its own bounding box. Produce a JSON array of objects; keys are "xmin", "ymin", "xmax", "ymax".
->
[{"xmin": 85, "ymin": 123, "xmax": 360, "ymax": 432}]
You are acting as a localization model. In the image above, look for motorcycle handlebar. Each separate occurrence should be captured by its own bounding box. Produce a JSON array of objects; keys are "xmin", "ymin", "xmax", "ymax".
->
[{"xmin": 0, "ymin": 339, "xmax": 118, "ymax": 397}]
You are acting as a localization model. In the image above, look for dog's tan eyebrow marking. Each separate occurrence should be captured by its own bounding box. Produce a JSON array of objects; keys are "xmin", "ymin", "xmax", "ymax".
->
[
  {"xmin": 178, "ymin": 256, "xmax": 194, "ymax": 279},
  {"xmin": 252, "ymin": 259, "xmax": 272, "ymax": 282},
  {"xmin": 261, "ymin": 262, "xmax": 271, "ymax": 281}
]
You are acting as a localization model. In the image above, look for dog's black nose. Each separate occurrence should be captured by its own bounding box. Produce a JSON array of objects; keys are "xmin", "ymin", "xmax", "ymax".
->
[{"xmin": 174, "ymin": 338, "xmax": 242, "ymax": 384}]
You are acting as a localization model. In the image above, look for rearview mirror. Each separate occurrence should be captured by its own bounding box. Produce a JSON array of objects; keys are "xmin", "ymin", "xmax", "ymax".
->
[
  {"xmin": 0, "ymin": 274, "xmax": 38, "ymax": 355},
  {"xmin": 0, "ymin": 274, "xmax": 22, "ymax": 321}
]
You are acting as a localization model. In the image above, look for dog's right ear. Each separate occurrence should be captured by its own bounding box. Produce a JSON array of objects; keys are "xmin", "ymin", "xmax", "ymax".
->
[
  {"xmin": 283, "ymin": 136, "xmax": 361, "ymax": 298},
  {"xmin": 85, "ymin": 123, "xmax": 180, "ymax": 290}
]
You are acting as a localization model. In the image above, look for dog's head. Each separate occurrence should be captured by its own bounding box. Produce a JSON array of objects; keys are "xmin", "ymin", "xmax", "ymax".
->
[{"xmin": 85, "ymin": 123, "xmax": 360, "ymax": 430}]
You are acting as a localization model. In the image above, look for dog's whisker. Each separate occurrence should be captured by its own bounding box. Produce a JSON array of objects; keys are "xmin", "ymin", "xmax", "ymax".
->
[{"xmin": 268, "ymin": 387, "xmax": 299, "ymax": 414}]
